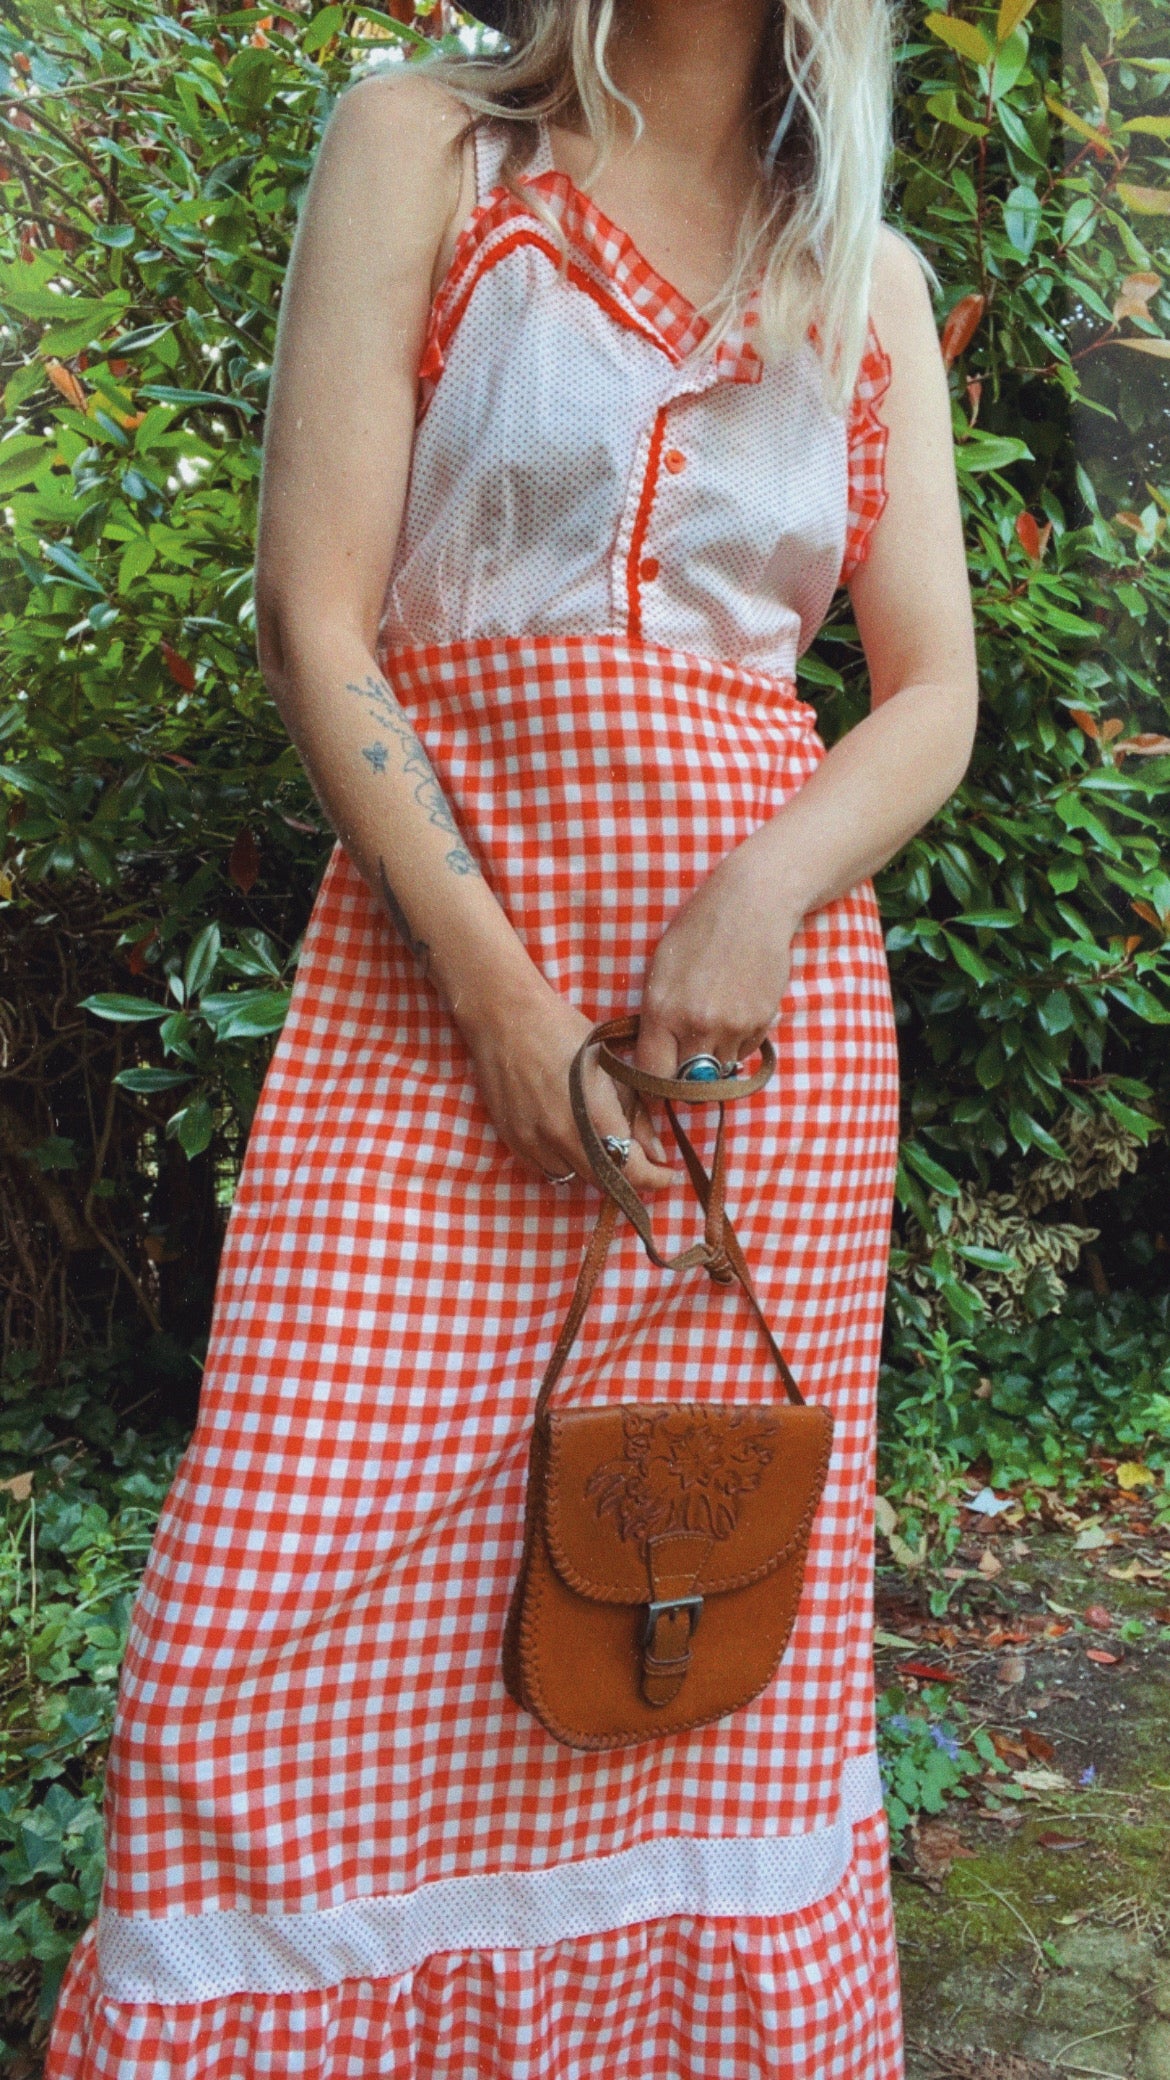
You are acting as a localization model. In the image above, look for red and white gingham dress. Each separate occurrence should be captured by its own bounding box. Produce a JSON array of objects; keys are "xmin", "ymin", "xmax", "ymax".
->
[{"xmin": 50, "ymin": 120, "xmax": 903, "ymax": 2079}]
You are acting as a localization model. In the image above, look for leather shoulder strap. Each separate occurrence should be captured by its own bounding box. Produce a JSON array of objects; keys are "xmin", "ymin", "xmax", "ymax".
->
[{"xmin": 534, "ymin": 1018, "xmax": 805, "ymax": 1420}]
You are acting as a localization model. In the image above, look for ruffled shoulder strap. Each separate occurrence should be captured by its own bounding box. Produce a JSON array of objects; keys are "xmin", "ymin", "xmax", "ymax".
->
[{"xmin": 840, "ymin": 320, "xmax": 893, "ymax": 585}]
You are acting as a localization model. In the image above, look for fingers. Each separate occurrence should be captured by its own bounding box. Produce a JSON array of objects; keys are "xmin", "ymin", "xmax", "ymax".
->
[{"xmin": 579, "ymin": 1062, "xmax": 673, "ymax": 1196}]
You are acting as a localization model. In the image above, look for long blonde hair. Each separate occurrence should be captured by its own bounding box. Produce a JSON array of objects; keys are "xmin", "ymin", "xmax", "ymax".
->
[{"xmin": 420, "ymin": 0, "xmax": 896, "ymax": 413}]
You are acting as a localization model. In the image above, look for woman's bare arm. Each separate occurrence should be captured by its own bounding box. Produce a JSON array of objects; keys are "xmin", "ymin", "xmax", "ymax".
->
[
  {"xmin": 633, "ymin": 227, "xmax": 979, "ymax": 1078},
  {"xmin": 255, "ymin": 73, "xmax": 671, "ymax": 1188}
]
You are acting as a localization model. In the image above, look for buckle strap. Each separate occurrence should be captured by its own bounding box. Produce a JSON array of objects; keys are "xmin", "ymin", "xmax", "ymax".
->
[{"xmin": 641, "ymin": 1532, "xmax": 708, "ymax": 1707}]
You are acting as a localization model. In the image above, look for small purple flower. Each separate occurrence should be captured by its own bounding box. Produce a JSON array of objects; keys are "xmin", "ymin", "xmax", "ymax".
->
[
  {"xmin": 884, "ymin": 1714, "xmax": 912, "ymax": 1735},
  {"xmin": 930, "ymin": 1725, "xmax": 961, "ymax": 1761},
  {"xmin": 1079, "ymin": 1764, "xmax": 1098, "ymax": 1787}
]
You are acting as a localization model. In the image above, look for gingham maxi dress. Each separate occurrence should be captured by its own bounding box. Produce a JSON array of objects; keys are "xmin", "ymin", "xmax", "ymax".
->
[{"xmin": 49, "ymin": 120, "xmax": 904, "ymax": 2080}]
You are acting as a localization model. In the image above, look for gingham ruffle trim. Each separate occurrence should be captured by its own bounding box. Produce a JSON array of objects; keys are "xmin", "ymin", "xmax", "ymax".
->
[
  {"xmin": 96, "ymin": 1752, "xmax": 883, "ymax": 2006},
  {"xmin": 418, "ymin": 165, "xmax": 766, "ymax": 415},
  {"xmin": 840, "ymin": 323, "xmax": 893, "ymax": 585}
]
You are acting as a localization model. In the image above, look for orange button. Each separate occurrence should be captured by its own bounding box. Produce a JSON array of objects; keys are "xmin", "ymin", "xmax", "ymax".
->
[
  {"xmin": 663, "ymin": 448, "xmax": 686, "ymax": 474},
  {"xmin": 639, "ymin": 556, "xmax": 660, "ymax": 582}
]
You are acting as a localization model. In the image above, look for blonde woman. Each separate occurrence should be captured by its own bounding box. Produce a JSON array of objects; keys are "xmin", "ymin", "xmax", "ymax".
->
[{"xmin": 49, "ymin": 1, "xmax": 977, "ymax": 2073}]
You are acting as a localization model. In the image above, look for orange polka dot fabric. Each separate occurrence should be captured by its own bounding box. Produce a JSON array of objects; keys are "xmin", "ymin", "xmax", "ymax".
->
[{"xmin": 48, "ymin": 123, "xmax": 904, "ymax": 2080}]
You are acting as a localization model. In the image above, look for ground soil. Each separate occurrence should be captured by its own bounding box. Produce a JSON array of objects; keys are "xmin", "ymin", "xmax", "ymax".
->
[{"xmin": 883, "ymin": 1490, "xmax": 1170, "ymax": 2079}]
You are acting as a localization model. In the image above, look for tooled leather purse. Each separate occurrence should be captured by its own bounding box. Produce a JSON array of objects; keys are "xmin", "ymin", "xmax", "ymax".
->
[{"xmin": 502, "ymin": 1015, "xmax": 834, "ymax": 1751}]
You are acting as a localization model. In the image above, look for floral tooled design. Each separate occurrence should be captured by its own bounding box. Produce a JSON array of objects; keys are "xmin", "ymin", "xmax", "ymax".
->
[{"xmin": 585, "ymin": 1407, "xmax": 779, "ymax": 1546}]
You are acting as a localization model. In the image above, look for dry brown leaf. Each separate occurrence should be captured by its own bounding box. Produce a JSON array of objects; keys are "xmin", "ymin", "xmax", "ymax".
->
[
  {"xmin": 913, "ymin": 1819, "xmax": 976, "ymax": 1882},
  {"xmin": 1113, "ymin": 269, "xmax": 1162, "ymax": 319}
]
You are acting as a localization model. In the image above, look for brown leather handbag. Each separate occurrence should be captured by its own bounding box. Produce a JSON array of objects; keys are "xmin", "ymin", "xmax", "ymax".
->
[{"xmin": 502, "ymin": 1015, "xmax": 834, "ymax": 1751}]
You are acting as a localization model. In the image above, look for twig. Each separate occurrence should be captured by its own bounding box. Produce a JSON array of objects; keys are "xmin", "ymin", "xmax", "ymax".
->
[
  {"xmin": 963, "ymin": 1876, "xmax": 1050, "ymax": 1970},
  {"xmin": 1054, "ymin": 2022, "xmax": 1135, "ymax": 2062}
]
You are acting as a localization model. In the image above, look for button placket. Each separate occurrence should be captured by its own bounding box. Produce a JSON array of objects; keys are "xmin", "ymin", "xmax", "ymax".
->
[{"xmin": 611, "ymin": 335, "xmax": 762, "ymax": 643}]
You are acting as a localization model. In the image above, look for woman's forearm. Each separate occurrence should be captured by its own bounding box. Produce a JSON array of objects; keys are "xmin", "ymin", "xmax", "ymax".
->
[
  {"xmin": 265, "ymin": 625, "xmax": 545, "ymax": 1028},
  {"xmin": 756, "ymin": 679, "xmax": 977, "ymax": 923}
]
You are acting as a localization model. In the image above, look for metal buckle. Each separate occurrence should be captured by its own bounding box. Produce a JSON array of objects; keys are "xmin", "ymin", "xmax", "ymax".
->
[{"xmin": 641, "ymin": 1594, "xmax": 703, "ymax": 1649}]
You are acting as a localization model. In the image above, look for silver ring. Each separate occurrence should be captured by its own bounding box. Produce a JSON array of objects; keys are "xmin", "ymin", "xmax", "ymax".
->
[
  {"xmin": 542, "ymin": 1168, "xmax": 575, "ymax": 1185},
  {"xmin": 602, "ymin": 1135, "xmax": 632, "ymax": 1167},
  {"xmin": 677, "ymin": 1053, "xmax": 723, "ymax": 1084},
  {"xmin": 721, "ymin": 1061, "xmax": 741, "ymax": 1079}
]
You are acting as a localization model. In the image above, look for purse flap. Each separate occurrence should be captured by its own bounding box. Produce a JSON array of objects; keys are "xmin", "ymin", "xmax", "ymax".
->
[{"xmin": 543, "ymin": 1402, "xmax": 833, "ymax": 1604}]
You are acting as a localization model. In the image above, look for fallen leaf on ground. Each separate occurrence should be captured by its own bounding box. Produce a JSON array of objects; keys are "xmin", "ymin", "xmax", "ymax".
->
[
  {"xmin": 1086, "ymin": 1648, "xmax": 1120, "ymax": 1665},
  {"xmin": 1037, "ymin": 1830, "xmax": 1088, "ymax": 1850},
  {"xmin": 1153, "ymin": 1607, "xmax": 1170, "ymax": 1624},
  {"xmin": 0, "ymin": 1471, "xmax": 33, "ymax": 1501},
  {"xmin": 965, "ymin": 1485, "xmax": 1014, "ymax": 1516},
  {"xmin": 913, "ymin": 1819, "xmax": 976, "ymax": 1881},
  {"xmin": 873, "ymin": 1630, "xmax": 919, "ymax": 1650},
  {"xmin": 899, "ymin": 1660, "xmax": 957, "ymax": 1683},
  {"xmin": 1074, "ymin": 1523, "xmax": 1110, "ymax": 1551},
  {"xmin": 1043, "ymin": 1620, "xmax": 1073, "ymax": 1637},
  {"xmin": 1116, "ymin": 1461, "xmax": 1156, "ymax": 1490},
  {"xmin": 986, "ymin": 1627, "xmax": 1031, "ymax": 1647},
  {"xmin": 991, "ymin": 1731, "xmax": 1030, "ymax": 1763},
  {"xmin": 1022, "ymin": 1728, "xmax": 1056, "ymax": 1763},
  {"xmin": 997, "ymin": 1652, "xmax": 1027, "ymax": 1686},
  {"xmin": 1083, "ymin": 1603, "xmax": 1114, "ymax": 1629},
  {"xmin": 1013, "ymin": 1766, "xmax": 1070, "ymax": 1793},
  {"xmin": 979, "ymin": 1547, "xmax": 1003, "ymax": 1577},
  {"xmin": 875, "ymin": 1495, "xmax": 898, "ymax": 1537}
]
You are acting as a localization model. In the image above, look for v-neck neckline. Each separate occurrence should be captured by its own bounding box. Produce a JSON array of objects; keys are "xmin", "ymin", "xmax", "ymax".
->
[
  {"xmin": 532, "ymin": 118, "xmax": 763, "ymax": 375},
  {"xmin": 536, "ymin": 116, "xmax": 704, "ymax": 323}
]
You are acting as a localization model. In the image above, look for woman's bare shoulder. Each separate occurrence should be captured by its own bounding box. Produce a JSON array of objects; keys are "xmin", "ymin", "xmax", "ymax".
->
[
  {"xmin": 868, "ymin": 223, "xmax": 941, "ymax": 364},
  {"xmin": 311, "ymin": 67, "xmax": 472, "ymax": 226}
]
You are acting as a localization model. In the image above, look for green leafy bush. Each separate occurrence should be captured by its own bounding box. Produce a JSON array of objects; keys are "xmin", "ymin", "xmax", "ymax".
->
[
  {"xmin": 0, "ymin": 1376, "xmax": 183, "ymax": 2043},
  {"xmin": 879, "ymin": 1286, "xmax": 1170, "ymax": 1512},
  {"xmin": 0, "ymin": 4, "xmax": 1167, "ymax": 1367},
  {"xmin": 876, "ymin": 1683, "xmax": 1004, "ymax": 1847}
]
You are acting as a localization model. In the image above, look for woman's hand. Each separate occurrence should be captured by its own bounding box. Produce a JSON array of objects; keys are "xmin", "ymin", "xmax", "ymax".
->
[
  {"xmin": 634, "ymin": 831, "xmax": 803, "ymax": 1081},
  {"xmin": 457, "ymin": 978, "xmax": 675, "ymax": 1196}
]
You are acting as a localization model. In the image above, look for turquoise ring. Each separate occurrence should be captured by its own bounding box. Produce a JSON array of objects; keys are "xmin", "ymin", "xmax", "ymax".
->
[{"xmin": 677, "ymin": 1054, "xmax": 723, "ymax": 1083}]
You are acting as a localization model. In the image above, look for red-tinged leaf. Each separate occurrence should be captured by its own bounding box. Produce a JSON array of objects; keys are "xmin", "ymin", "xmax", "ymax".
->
[
  {"xmin": 1014, "ymin": 512, "xmax": 1053, "ymax": 560},
  {"xmin": 280, "ymin": 814, "xmax": 322, "ymax": 835},
  {"xmin": 1016, "ymin": 511, "xmax": 1042, "ymax": 560},
  {"xmin": 228, "ymin": 827, "xmax": 261, "ymax": 896},
  {"xmin": 941, "ymin": 292, "xmax": 986, "ymax": 368},
  {"xmin": 161, "ymin": 752, "xmax": 196, "ymax": 770},
  {"xmin": 126, "ymin": 927, "xmax": 158, "ymax": 977},
  {"xmin": 1132, "ymin": 900, "xmax": 1166, "ymax": 929},
  {"xmin": 20, "ymin": 225, "xmax": 38, "ymax": 262},
  {"xmin": 1113, "ymin": 734, "xmax": 1170, "ymax": 757},
  {"xmin": 1069, "ymin": 706, "xmax": 1100, "ymax": 739},
  {"xmin": 966, "ymin": 376, "xmax": 982, "ymax": 423},
  {"xmin": 1084, "ymin": 1604, "xmax": 1114, "ymax": 1629},
  {"xmin": 1101, "ymin": 717, "xmax": 1126, "ymax": 741},
  {"xmin": 160, "ymin": 640, "xmax": 196, "ymax": 692},
  {"xmin": 1086, "ymin": 1648, "xmax": 1120, "ymax": 1665},
  {"xmin": 45, "ymin": 358, "xmax": 87, "ymax": 412},
  {"xmin": 1123, "ymin": 934, "xmax": 1143, "ymax": 954},
  {"xmin": 899, "ymin": 1660, "xmax": 957, "ymax": 1683},
  {"xmin": 1037, "ymin": 1832, "xmax": 1088, "ymax": 1850},
  {"xmin": 1153, "ymin": 1607, "xmax": 1170, "ymax": 1625},
  {"xmin": 1044, "ymin": 1620, "xmax": 1073, "ymax": 1637}
]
